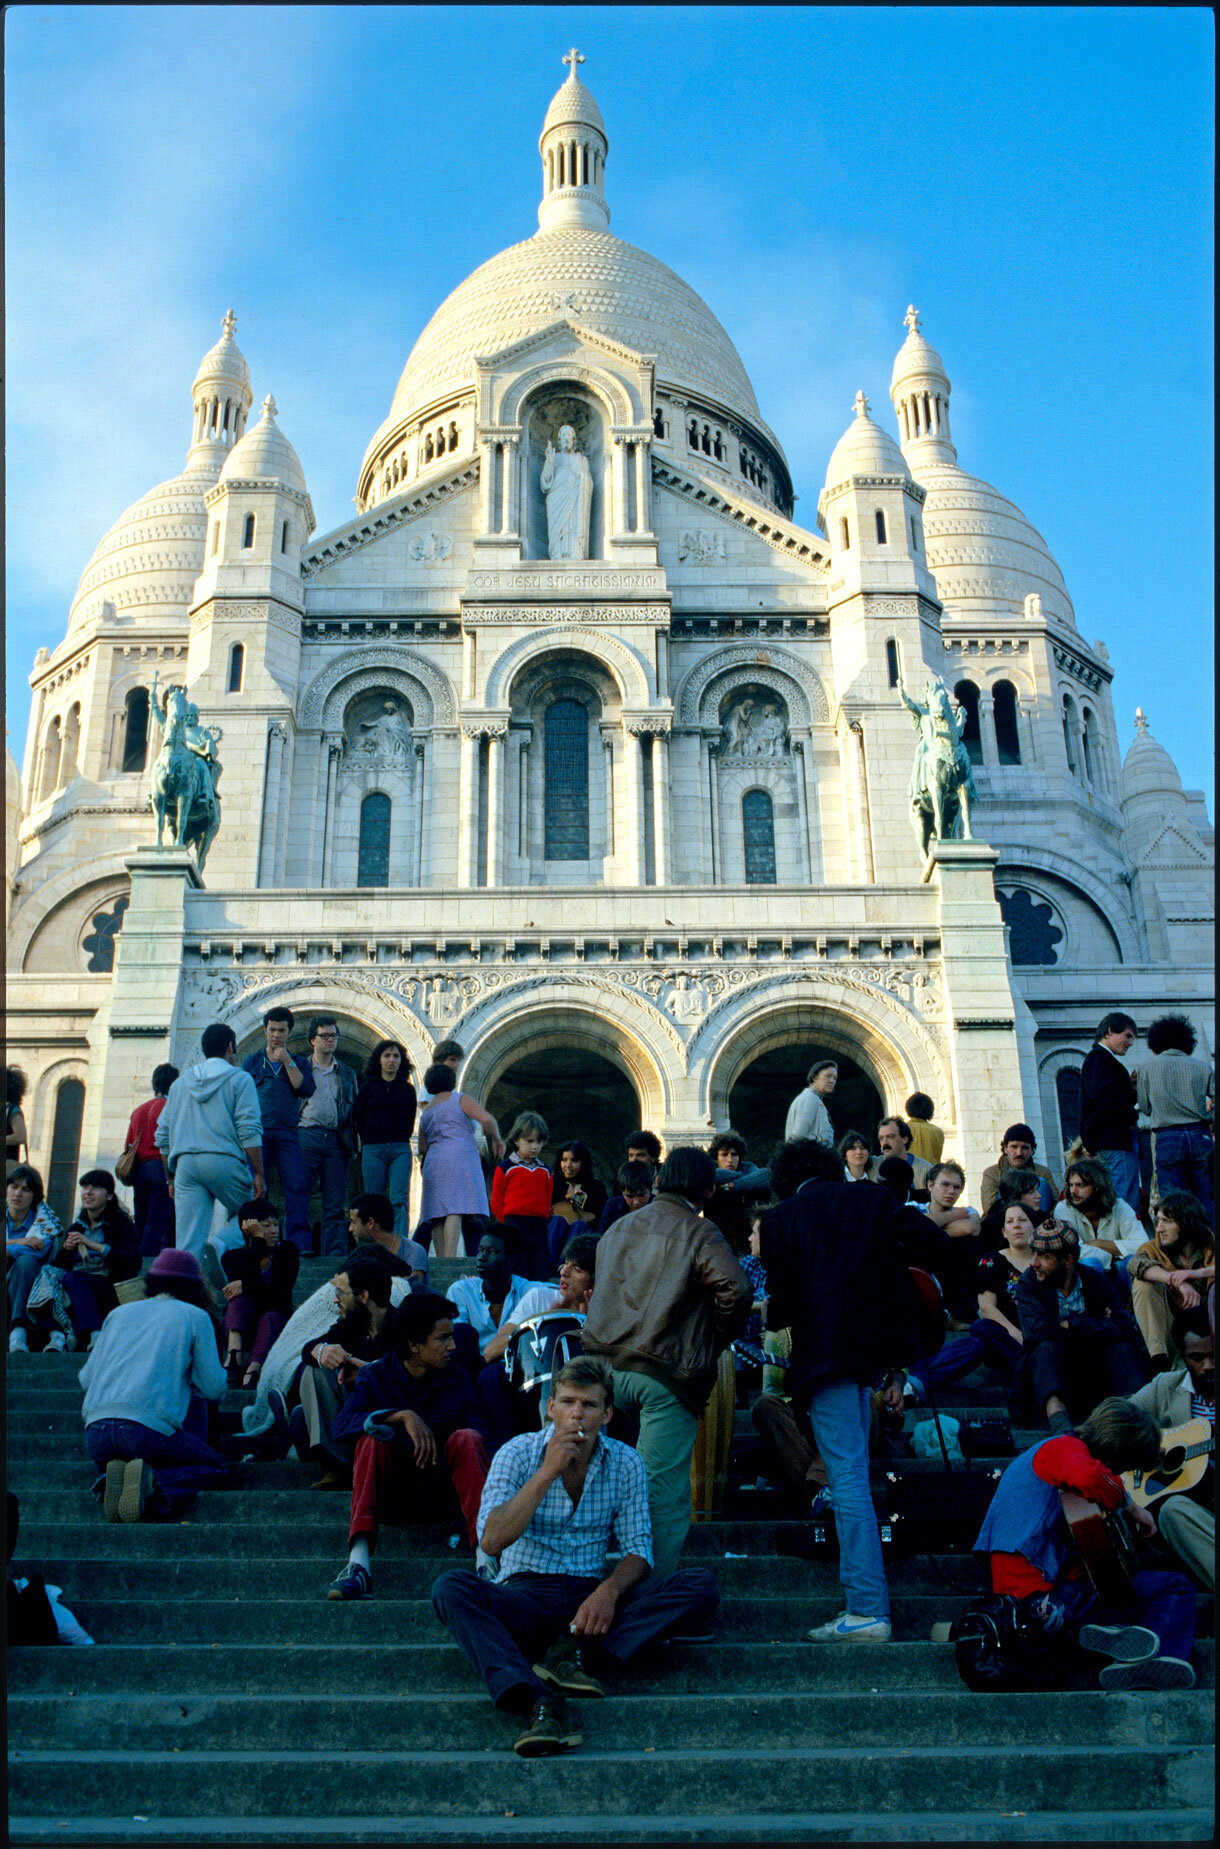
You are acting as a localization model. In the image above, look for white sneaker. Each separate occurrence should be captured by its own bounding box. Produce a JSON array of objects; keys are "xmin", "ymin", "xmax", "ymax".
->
[
  {"xmin": 808, "ymin": 1612, "xmax": 892, "ymax": 1641},
  {"xmin": 9, "ymin": 1327, "xmax": 29, "ymax": 1353},
  {"xmin": 47, "ymin": 1331, "xmax": 68, "ymax": 1353}
]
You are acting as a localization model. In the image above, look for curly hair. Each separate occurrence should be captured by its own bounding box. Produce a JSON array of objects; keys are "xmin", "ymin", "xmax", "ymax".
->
[{"xmin": 1146, "ymin": 1014, "xmax": 1199, "ymax": 1056}]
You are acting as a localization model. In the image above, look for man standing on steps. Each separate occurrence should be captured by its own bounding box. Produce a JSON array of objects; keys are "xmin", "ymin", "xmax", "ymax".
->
[
  {"xmin": 297, "ymin": 1016, "xmax": 358, "ymax": 1260},
  {"xmin": 761, "ymin": 1137, "xmax": 921, "ymax": 1643},
  {"xmin": 784, "ymin": 1060, "xmax": 838, "ymax": 1146},
  {"xmin": 1080, "ymin": 1011, "xmax": 1141, "ymax": 1213},
  {"xmin": 431, "ymin": 1356, "xmax": 721, "ymax": 1757},
  {"xmin": 155, "ymin": 1023, "xmax": 266, "ymax": 1263},
  {"xmin": 581, "ymin": 1147, "xmax": 752, "ymax": 1577},
  {"xmin": 242, "ymin": 1007, "xmax": 315, "ymax": 1254}
]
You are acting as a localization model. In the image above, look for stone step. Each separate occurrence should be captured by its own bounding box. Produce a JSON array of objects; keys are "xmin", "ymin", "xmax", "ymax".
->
[
  {"xmin": 7, "ymin": 1806, "xmax": 1216, "ymax": 1845},
  {"xmin": 8, "ymin": 1688, "xmax": 1212, "ymax": 1756},
  {"xmin": 9, "ymin": 1742, "xmax": 1214, "ymax": 1820}
]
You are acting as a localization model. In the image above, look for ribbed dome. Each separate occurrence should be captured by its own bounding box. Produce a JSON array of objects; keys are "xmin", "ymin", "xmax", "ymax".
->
[
  {"xmin": 67, "ymin": 456, "xmax": 220, "ymax": 635},
  {"xmin": 822, "ymin": 392, "xmax": 910, "ymax": 496},
  {"xmin": 542, "ymin": 73, "xmax": 605, "ymax": 139},
  {"xmin": 1122, "ymin": 710, "xmax": 1187, "ymax": 806},
  {"xmin": 908, "ymin": 458, "xmax": 1076, "ymax": 627},
  {"xmin": 220, "ymin": 396, "xmax": 307, "ymax": 495},
  {"xmin": 375, "ymin": 226, "xmax": 767, "ymax": 439},
  {"xmin": 891, "ymin": 314, "xmax": 949, "ymax": 393},
  {"xmin": 193, "ymin": 308, "xmax": 251, "ymax": 398}
]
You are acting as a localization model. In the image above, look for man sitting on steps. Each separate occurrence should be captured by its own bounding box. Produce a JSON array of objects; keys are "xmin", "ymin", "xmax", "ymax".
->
[
  {"xmin": 290, "ymin": 1249, "xmax": 400, "ymax": 1490},
  {"xmin": 431, "ymin": 1356, "xmax": 720, "ymax": 1757}
]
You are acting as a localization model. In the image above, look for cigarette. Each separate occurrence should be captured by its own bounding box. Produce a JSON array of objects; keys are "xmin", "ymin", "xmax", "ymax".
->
[{"xmin": 577, "ymin": 1425, "xmax": 586, "ymax": 1439}]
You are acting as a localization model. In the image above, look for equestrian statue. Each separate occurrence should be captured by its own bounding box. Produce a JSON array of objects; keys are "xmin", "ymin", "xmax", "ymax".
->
[
  {"xmin": 898, "ymin": 671, "xmax": 978, "ymax": 857},
  {"xmin": 148, "ymin": 671, "xmax": 223, "ymax": 874}
]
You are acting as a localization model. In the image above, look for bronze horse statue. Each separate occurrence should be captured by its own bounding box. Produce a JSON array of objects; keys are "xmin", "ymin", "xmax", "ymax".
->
[
  {"xmin": 148, "ymin": 672, "xmax": 223, "ymax": 873},
  {"xmin": 899, "ymin": 673, "xmax": 978, "ymax": 857}
]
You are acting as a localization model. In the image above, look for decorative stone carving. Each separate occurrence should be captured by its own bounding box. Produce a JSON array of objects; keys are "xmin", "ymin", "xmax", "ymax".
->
[
  {"xmin": 721, "ymin": 696, "xmax": 789, "ymax": 758},
  {"xmin": 675, "ymin": 644, "xmax": 830, "ymax": 728},
  {"xmin": 407, "ymin": 531, "xmax": 454, "ymax": 564},
  {"xmin": 678, "ymin": 528, "xmax": 726, "ymax": 564},
  {"xmin": 302, "ymin": 648, "xmax": 455, "ymax": 729},
  {"xmin": 1024, "ymin": 592, "xmax": 1042, "ymax": 619},
  {"xmin": 540, "ymin": 425, "xmax": 593, "ymax": 560},
  {"xmin": 346, "ymin": 699, "xmax": 413, "ymax": 768}
]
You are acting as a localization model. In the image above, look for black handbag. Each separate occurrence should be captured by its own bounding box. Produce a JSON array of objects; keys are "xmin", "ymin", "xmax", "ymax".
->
[{"xmin": 953, "ymin": 1594, "xmax": 1065, "ymax": 1691}]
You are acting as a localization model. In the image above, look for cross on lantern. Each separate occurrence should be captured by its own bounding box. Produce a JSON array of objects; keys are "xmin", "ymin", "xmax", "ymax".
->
[{"xmin": 562, "ymin": 47, "xmax": 585, "ymax": 80}]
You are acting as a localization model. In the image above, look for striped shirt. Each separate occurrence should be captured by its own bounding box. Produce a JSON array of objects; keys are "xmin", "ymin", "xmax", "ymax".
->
[
  {"xmin": 1135, "ymin": 1050, "xmax": 1214, "ymax": 1130},
  {"xmin": 477, "ymin": 1427, "xmax": 654, "ymax": 1576}
]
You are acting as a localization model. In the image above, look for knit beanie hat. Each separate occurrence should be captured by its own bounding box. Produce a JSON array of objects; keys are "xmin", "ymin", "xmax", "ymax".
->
[
  {"xmin": 148, "ymin": 1248, "xmax": 203, "ymax": 1284},
  {"xmin": 1002, "ymin": 1124, "xmax": 1037, "ymax": 1147},
  {"xmin": 1030, "ymin": 1220, "xmax": 1079, "ymax": 1256}
]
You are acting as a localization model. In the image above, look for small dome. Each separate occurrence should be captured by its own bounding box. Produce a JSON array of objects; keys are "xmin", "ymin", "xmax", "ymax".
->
[
  {"xmin": 219, "ymin": 395, "xmax": 307, "ymax": 495},
  {"xmin": 541, "ymin": 55, "xmax": 606, "ymax": 140},
  {"xmin": 891, "ymin": 305, "xmax": 949, "ymax": 393},
  {"xmin": 67, "ymin": 457, "xmax": 219, "ymax": 635},
  {"xmin": 193, "ymin": 308, "xmax": 251, "ymax": 398},
  {"xmin": 822, "ymin": 391, "xmax": 910, "ymax": 497},
  {"xmin": 1121, "ymin": 709, "xmax": 1187, "ymax": 808}
]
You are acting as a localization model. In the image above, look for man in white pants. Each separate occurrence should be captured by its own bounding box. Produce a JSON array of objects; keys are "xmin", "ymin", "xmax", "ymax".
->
[{"xmin": 155, "ymin": 1023, "xmax": 265, "ymax": 1262}]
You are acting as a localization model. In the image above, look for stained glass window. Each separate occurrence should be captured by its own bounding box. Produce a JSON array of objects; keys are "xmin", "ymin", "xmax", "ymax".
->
[
  {"xmin": 82, "ymin": 894, "xmax": 129, "ymax": 973},
  {"xmin": 999, "ymin": 887, "xmax": 1063, "ymax": 965},
  {"xmin": 742, "ymin": 789, "xmax": 777, "ymax": 884},
  {"xmin": 357, "ymin": 792, "xmax": 391, "ymax": 887},
  {"xmin": 545, "ymin": 700, "xmax": 589, "ymax": 861}
]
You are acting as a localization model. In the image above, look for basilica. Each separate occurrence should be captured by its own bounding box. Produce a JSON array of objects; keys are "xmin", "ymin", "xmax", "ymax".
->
[{"xmin": 7, "ymin": 56, "xmax": 1213, "ymax": 1219}]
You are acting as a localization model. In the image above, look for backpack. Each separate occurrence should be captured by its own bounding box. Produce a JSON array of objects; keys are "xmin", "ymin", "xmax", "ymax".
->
[{"xmin": 952, "ymin": 1593, "xmax": 1066, "ymax": 1691}]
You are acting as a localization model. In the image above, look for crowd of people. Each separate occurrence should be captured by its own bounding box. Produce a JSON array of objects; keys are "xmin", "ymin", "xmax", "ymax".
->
[{"xmin": 5, "ymin": 1006, "xmax": 1214, "ymax": 1752}]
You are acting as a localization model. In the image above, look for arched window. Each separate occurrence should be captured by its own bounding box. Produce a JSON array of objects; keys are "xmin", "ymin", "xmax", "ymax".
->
[
  {"xmin": 60, "ymin": 705, "xmax": 81, "ymax": 783},
  {"xmin": 993, "ymin": 680, "xmax": 1021, "ymax": 764},
  {"xmin": 653, "ymin": 407, "xmax": 665, "ymax": 439},
  {"xmin": 122, "ymin": 687, "xmax": 150, "ymax": 771},
  {"xmin": 424, "ymin": 434, "xmax": 434, "ymax": 463},
  {"xmin": 46, "ymin": 1077, "xmax": 85, "ymax": 1226},
  {"xmin": 885, "ymin": 639, "xmax": 901, "ymax": 689},
  {"xmin": 1081, "ymin": 707, "xmax": 1098, "ymax": 786},
  {"xmin": 875, "ymin": 509, "xmax": 888, "ymax": 544},
  {"xmin": 227, "ymin": 645, "xmax": 245, "ymax": 694},
  {"xmin": 701, "ymin": 425, "xmax": 711, "ymax": 454},
  {"xmin": 742, "ymin": 789, "xmax": 777, "ymax": 885},
  {"xmin": 39, "ymin": 716, "xmax": 62, "ymax": 800},
  {"xmin": 448, "ymin": 422, "xmax": 458, "ymax": 450},
  {"xmin": 357, "ymin": 792, "xmax": 391, "ymax": 887},
  {"xmin": 82, "ymin": 893, "xmax": 129, "ymax": 972},
  {"xmin": 838, "ymin": 517, "xmax": 851, "ymax": 551},
  {"xmin": 712, "ymin": 430, "xmax": 723, "ymax": 460},
  {"xmin": 1062, "ymin": 694, "xmax": 1080, "ymax": 776},
  {"xmin": 953, "ymin": 681, "xmax": 983, "ymax": 765},
  {"xmin": 242, "ymin": 513, "xmax": 255, "ymax": 549},
  {"xmin": 544, "ymin": 699, "xmax": 589, "ymax": 861},
  {"xmin": 1055, "ymin": 1066, "xmax": 1082, "ymax": 1151},
  {"xmin": 999, "ymin": 887, "xmax": 1063, "ymax": 964},
  {"xmin": 688, "ymin": 419, "xmax": 699, "ymax": 450},
  {"xmin": 910, "ymin": 514, "xmax": 921, "ymax": 552}
]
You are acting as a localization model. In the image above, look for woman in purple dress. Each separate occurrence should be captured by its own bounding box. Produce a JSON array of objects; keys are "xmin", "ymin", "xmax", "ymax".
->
[{"xmin": 417, "ymin": 1063, "xmax": 504, "ymax": 1258}]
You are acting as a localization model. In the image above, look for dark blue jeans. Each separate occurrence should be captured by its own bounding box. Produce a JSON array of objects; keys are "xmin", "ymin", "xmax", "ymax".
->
[
  {"xmin": 85, "ymin": 1394, "xmax": 229, "ymax": 1518},
  {"xmin": 133, "ymin": 1157, "xmax": 175, "ymax": 1257},
  {"xmin": 910, "ymin": 1318, "xmax": 1021, "ymax": 1392},
  {"xmin": 262, "ymin": 1128, "xmax": 311, "ymax": 1251},
  {"xmin": 1154, "ymin": 1124, "xmax": 1214, "ymax": 1224},
  {"xmin": 1028, "ymin": 1568, "xmax": 1197, "ymax": 1665},
  {"xmin": 300, "ymin": 1127, "xmax": 351, "ymax": 1257},
  {"xmin": 431, "ymin": 1566, "xmax": 720, "ymax": 1710}
]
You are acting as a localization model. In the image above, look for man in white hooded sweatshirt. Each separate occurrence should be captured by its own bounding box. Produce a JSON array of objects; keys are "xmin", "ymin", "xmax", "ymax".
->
[{"xmin": 155, "ymin": 1023, "xmax": 265, "ymax": 1261}]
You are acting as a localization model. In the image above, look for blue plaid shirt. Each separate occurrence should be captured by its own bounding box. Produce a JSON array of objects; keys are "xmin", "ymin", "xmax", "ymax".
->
[{"xmin": 477, "ymin": 1428, "xmax": 654, "ymax": 1577}]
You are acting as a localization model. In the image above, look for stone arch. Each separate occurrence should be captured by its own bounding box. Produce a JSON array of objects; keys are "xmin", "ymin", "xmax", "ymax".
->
[
  {"xmin": 695, "ymin": 977, "xmax": 952, "ymax": 1129},
  {"xmin": 483, "ymin": 627, "xmax": 653, "ymax": 711},
  {"xmin": 30, "ymin": 1056, "xmax": 90, "ymax": 1176},
  {"xmin": 674, "ymin": 644, "xmax": 830, "ymax": 728},
  {"xmin": 299, "ymin": 647, "xmax": 456, "ymax": 730},
  {"xmin": 1036, "ymin": 1043, "xmax": 1092, "ymax": 1167},
  {"xmin": 993, "ymin": 851, "xmax": 1135, "ymax": 963},
  {"xmin": 12, "ymin": 855, "xmax": 139, "ymax": 974},
  {"xmin": 177, "ymin": 973, "xmax": 437, "ymax": 1082},
  {"xmin": 500, "ymin": 361, "xmax": 636, "ymax": 431},
  {"xmin": 458, "ymin": 984, "xmax": 679, "ymax": 1124}
]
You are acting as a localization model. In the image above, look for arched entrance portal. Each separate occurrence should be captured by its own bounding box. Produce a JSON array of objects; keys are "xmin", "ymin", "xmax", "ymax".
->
[
  {"xmin": 727, "ymin": 1048, "xmax": 884, "ymax": 1170},
  {"xmin": 487, "ymin": 1048, "xmax": 639, "ymax": 1194}
]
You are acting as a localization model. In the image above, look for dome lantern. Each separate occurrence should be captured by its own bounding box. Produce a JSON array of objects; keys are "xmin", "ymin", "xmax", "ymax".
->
[
  {"xmin": 537, "ymin": 49, "xmax": 610, "ymax": 234},
  {"xmin": 189, "ymin": 309, "xmax": 253, "ymax": 463},
  {"xmin": 890, "ymin": 305, "xmax": 955, "ymax": 463}
]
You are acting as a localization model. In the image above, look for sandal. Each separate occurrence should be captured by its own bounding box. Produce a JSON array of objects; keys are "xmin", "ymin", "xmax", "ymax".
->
[{"xmin": 242, "ymin": 1362, "xmax": 262, "ymax": 1389}]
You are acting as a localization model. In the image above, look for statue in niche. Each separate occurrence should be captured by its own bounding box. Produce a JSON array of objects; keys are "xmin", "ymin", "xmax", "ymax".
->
[
  {"xmin": 540, "ymin": 425, "xmax": 593, "ymax": 560},
  {"xmin": 724, "ymin": 697, "xmax": 755, "ymax": 753},
  {"xmin": 354, "ymin": 701, "xmax": 412, "ymax": 766},
  {"xmin": 756, "ymin": 703, "xmax": 789, "ymax": 757},
  {"xmin": 722, "ymin": 694, "xmax": 789, "ymax": 758}
]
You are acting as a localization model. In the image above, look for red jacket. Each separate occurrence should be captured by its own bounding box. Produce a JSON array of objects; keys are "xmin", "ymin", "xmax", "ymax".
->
[
  {"xmin": 491, "ymin": 1158, "xmax": 552, "ymax": 1222},
  {"xmin": 126, "ymin": 1096, "xmax": 168, "ymax": 1163}
]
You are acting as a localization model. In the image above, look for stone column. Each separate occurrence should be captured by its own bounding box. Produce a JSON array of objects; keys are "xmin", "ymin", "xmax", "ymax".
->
[
  {"xmin": 500, "ymin": 439, "xmax": 518, "ymax": 537},
  {"xmin": 634, "ymin": 438, "xmax": 651, "ymax": 532},
  {"xmin": 413, "ymin": 741, "xmax": 427, "ymax": 885},
  {"xmin": 478, "ymin": 442, "xmax": 494, "ymax": 533},
  {"xmin": 650, "ymin": 726, "xmax": 671, "ymax": 886},
  {"xmin": 485, "ymin": 725, "xmax": 506, "ymax": 887},
  {"xmin": 613, "ymin": 439, "xmax": 630, "ymax": 537},
  {"xmin": 515, "ymin": 731, "xmax": 531, "ymax": 862},
  {"xmin": 258, "ymin": 722, "xmax": 287, "ymax": 887},
  {"xmin": 457, "ymin": 727, "xmax": 481, "ymax": 888},
  {"xmin": 792, "ymin": 740, "xmax": 813, "ymax": 883},
  {"xmin": 847, "ymin": 720, "xmax": 875, "ymax": 882},
  {"xmin": 623, "ymin": 725, "xmax": 645, "ymax": 885},
  {"xmin": 977, "ymin": 691, "xmax": 995, "ymax": 768},
  {"xmin": 601, "ymin": 727, "xmax": 616, "ymax": 859},
  {"xmin": 929, "ymin": 839, "xmax": 1030, "ymax": 1188},
  {"xmin": 319, "ymin": 733, "xmax": 342, "ymax": 885},
  {"xmin": 707, "ymin": 737, "xmax": 722, "ymax": 884}
]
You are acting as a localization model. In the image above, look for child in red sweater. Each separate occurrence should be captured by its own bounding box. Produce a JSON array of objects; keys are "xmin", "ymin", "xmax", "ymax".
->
[{"xmin": 490, "ymin": 1113, "xmax": 552, "ymax": 1281}]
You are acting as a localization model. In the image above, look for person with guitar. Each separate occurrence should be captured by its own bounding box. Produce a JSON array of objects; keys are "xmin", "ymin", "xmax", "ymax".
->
[
  {"xmin": 975, "ymin": 1396, "xmax": 1198, "ymax": 1690},
  {"xmin": 1129, "ymin": 1317, "xmax": 1215, "ymax": 1591}
]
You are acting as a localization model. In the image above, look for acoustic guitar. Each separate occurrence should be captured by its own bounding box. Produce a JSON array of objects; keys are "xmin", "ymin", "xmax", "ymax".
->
[
  {"xmin": 1060, "ymin": 1488, "xmax": 1140, "ymax": 1605},
  {"xmin": 1122, "ymin": 1417, "xmax": 1213, "ymax": 1510}
]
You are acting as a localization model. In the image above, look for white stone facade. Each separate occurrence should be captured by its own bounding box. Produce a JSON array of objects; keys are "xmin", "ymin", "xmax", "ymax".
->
[{"xmin": 8, "ymin": 61, "xmax": 1213, "ymax": 1212}]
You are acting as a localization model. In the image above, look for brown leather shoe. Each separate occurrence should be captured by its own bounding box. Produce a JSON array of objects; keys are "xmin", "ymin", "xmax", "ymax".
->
[{"xmin": 310, "ymin": 1469, "xmax": 352, "ymax": 1492}]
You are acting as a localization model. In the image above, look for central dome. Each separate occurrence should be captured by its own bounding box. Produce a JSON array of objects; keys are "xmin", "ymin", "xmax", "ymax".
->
[{"xmin": 385, "ymin": 226, "xmax": 765, "ymax": 432}]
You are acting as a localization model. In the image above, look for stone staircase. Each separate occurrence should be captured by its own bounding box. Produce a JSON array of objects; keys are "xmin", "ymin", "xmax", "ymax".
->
[{"xmin": 7, "ymin": 1254, "xmax": 1215, "ymax": 1843}]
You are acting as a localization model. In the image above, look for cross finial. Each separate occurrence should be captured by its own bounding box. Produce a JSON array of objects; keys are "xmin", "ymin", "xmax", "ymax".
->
[
  {"xmin": 853, "ymin": 389, "xmax": 870, "ymax": 419},
  {"xmin": 262, "ymin": 394, "xmax": 277, "ymax": 420},
  {"xmin": 222, "ymin": 308, "xmax": 237, "ymax": 339},
  {"xmin": 904, "ymin": 304, "xmax": 921, "ymax": 334},
  {"xmin": 562, "ymin": 46, "xmax": 585, "ymax": 81},
  {"xmin": 1134, "ymin": 707, "xmax": 1149, "ymax": 735}
]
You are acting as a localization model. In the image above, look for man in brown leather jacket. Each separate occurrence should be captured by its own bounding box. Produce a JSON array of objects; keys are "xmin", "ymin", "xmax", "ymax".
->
[{"xmin": 581, "ymin": 1147, "xmax": 751, "ymax": 1575}]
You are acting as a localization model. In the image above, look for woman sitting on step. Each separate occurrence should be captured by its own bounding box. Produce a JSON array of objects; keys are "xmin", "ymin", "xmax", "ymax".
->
[
  {"xmin": 1128, "ymin": 1191, "xmax": 1215, "ymax": 1370},
  {"xmin": 905, "ymin": 1199, "xmax": 1033, "ymax": 1402},
  {"xmin": 220, "ymin": 1199, "xmax": 300, "ymax": 1387}
]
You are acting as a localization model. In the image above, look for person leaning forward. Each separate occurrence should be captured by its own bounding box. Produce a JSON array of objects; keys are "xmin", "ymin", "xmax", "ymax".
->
[
  {"xmin": 580, "ymin": 1146, "xmax": 752, "ymax": 1576},
  {"xmin": 431, "ymin": 1355, "xmax": 721, "ymax": 1756}
]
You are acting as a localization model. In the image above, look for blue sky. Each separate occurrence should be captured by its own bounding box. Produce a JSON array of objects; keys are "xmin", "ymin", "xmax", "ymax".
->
[{"xmin": 6, "ymin": 5, "xmax": 1214, "ymax": 793}]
